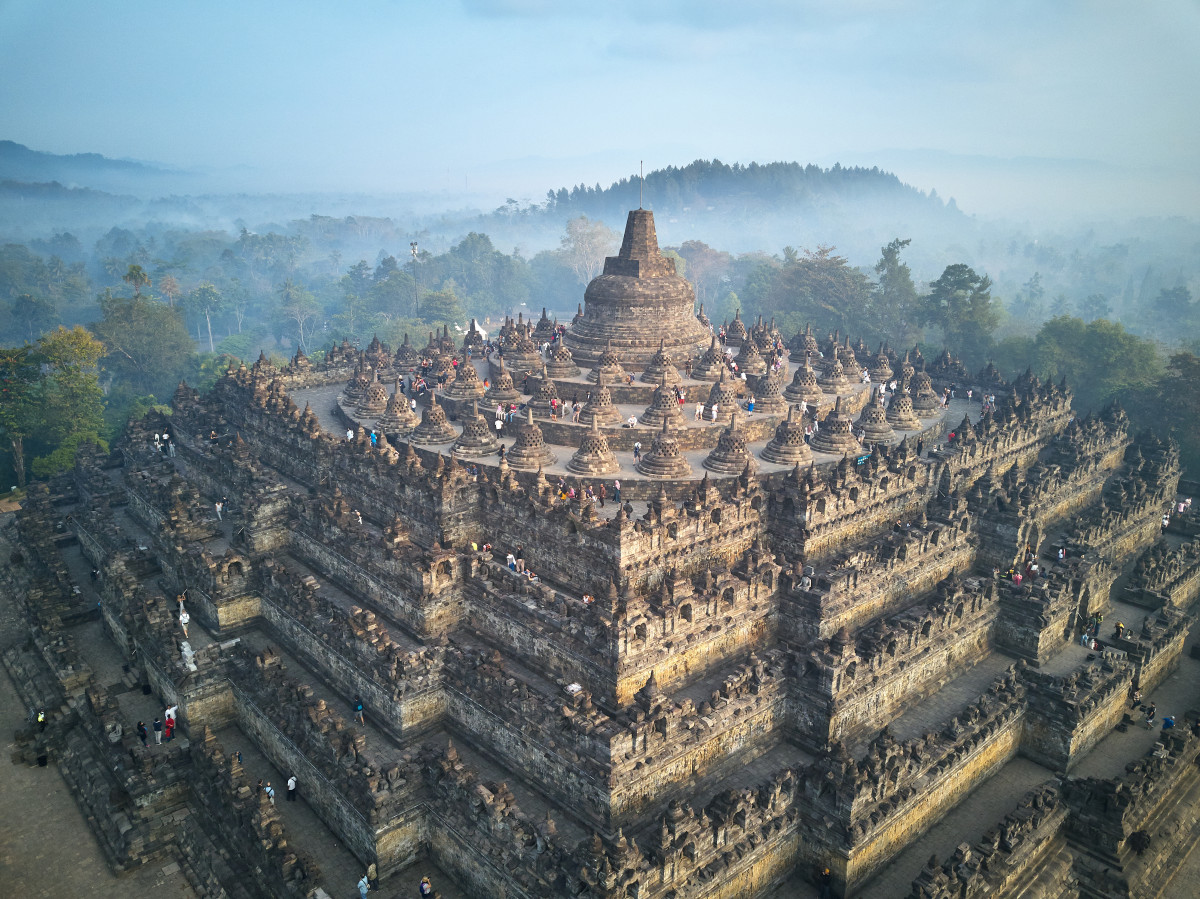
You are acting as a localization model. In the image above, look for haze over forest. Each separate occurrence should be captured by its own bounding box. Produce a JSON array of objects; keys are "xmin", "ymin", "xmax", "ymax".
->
[{"xmin": 1, "ymin": 0, "xmax": 1199, "ymax": 487}]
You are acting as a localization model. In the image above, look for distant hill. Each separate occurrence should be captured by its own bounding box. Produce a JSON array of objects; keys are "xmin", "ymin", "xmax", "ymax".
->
[
  {"xmin": 483, "ymin": 159, "xmax": 972, "ymax": 261},
  {"xmin": 540, "ymin": 159, "xmax": 950, "ymax": 219},
  {"xmin": 0, "ymin": 140, "xmax": 187, "ymax": 196}
]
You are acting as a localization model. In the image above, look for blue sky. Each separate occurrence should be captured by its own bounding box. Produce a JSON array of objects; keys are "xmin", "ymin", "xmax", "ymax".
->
[{"xmin": 2, "ymin": 0, "xmax": 1197, "ymax": 216}]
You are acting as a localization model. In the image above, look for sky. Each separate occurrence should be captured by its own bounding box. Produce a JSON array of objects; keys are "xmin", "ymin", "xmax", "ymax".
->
[{"xmin": 1, "ymin": 0, "xmax": 1198, "ymax": 218}]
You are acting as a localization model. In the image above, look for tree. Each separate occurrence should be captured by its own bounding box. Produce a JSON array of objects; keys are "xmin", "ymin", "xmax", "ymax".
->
[
  {"xmin": 1150, "ymin": 286, "xmax": 1195, "ymax": 340},
  {"xmin": 1143, "ymin": 352, "xmax": 1200, "ymax": 473},
  {"xmin": 92, "ymin": 292, "xmax": 196, "ymax": 398},
  {"xmin": 335, "ymin": 270, "xmax": 372, "ymax": 340},
  {"xmin": 873, "ymin": 238, "xmax": 919, "ymax": 346},
  {"xmin": 1079, "ymin": 294, "xmax": 1111, "ymax": 322},
  {"xmin": 275, "ymin": 279, "xmax": 320, "ymax": 352},
  {"xmin": 183, "ymin": 282, "xmax": 226, "ymax": 352},
  {"xmin": 1011, "ymin": 272, "xmax": 1045, "ymax": 320},
  {"xmin": 1032, "ymin": 316, "xmax": 1161, "ymax": 413},
  {"xmin": 370, "ymin": 269, "xmax": 421, "ymax": 322},
  {"xmin": 11, "ymin": 293, "xmax": 58, "ymax": 341},
  {"xmin": 918, "ymin": 264, "xmax": 1000, "ymax": 366},
  {"xmin": 676, "ymin": 240, "xmax": 733, "ymax": 309},
  {"xmin": 30, "ymin": 326, "xmax": 107, "ymax": 477},
  {"xmin": 0, "ymin": 344, "xmax": 38, "ymax": 488},
  {"xmin": 745, "ymin": 246, "xmax": 873, "ymax": 340},
  {"xmin": 122, "ymin": 264, "xmax": 151, "ymax": 298},
  {"xmin": 420, "ymin": 287, "xmax": 464, "ymax": 327},
  {"xmin": 158, "ymin": 274, "xmax": 181, "ymax": 308},
  {"xmin": 559, "ymin": 216, "xmax": 618, "ymax": 285}
]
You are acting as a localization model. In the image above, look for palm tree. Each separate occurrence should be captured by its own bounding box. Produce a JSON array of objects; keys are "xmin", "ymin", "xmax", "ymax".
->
[{"xmin": 122, "ymin": 264, "xmax": 150, "ymax": 298}]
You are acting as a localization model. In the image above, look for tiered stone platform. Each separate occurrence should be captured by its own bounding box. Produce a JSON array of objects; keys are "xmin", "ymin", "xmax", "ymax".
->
[{"xmin": 6, "ymin": 206, "xmax": 1199, "ymax": 899}]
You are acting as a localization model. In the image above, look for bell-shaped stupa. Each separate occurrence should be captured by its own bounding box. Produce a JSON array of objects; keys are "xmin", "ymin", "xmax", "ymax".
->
[
  {"xmin": 578, "ymin": 375, "xmax": 624, "ymax": 428},
  {"xmin": 483, "ymin": 358, "xmax": 521, "ymax": 406},
  {"xmin": 855, "ymin": 388, "xmax": 898, "ymax": 445},
  {"xmin": 690, "ymin": 335, "xmax": 727, "ymax": 382},
  {"xmin": 443, "ymin": 353, "xmax": 486, "ymax": 402},
  {"xmin": 636, "ymin": 421, "xmax": 694, "ymax": 479},
  {"xmin": 641, "ymin": 338, "xmax": 682, "ymax": 386},
  {"xmin": 640, "ymin": 375, "xmax": 686, "ymax": 430},
  {"xmin": 375, "ymin": 378, "xmax": 419, "ymax": 436},
  {"xmin": 506, "ymin": 408, "xmax": 557, "ymax": 470},
  {"xmin": 886, "ymin": 391, "xmax": 923, "ymax": 430},
  {"xmin": 453, "ymin": 401, "xmax": 500, "ymax": 458},
  {"xmin": 565, "ymin": 209, "xmax": 711, "ymax": 370},
  {"xmin": 761, "ymin": 405, "xmax": 813, "ymax": 466},
  {"xmin": 409, "ymin": 394, "xmax": 459, "ymax": 445},
  {"xmin": 544, "ymin": 343, "xmax": 581, "ymax": 379},
  {"xmin": 567, "ymin": 417, "xmax": 620, "ymax": 475},
  {"xmin": 810, "ymin": 397, "xmax": 863, "ymax": 456},
  {"xmin": 703, "ymin": 412, "xmax": 756, "ymax": 474},
  {"xmin": 784, "ymin": 354, "xmax": 825, "ymax": 405}
]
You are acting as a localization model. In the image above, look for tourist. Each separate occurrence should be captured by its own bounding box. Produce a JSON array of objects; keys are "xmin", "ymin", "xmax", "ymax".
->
[
  {"xmin": 358, "ymin": 874, "xmax": 371, "ymax": 898},
  {"xmin": 419, "ymin": 875, "xmax": 433, "ymax": 897},
  {"xmin": 613, "ymin": 479, "xmax": 621, "ymax": 505},
  {"xmin": 164, "ymin": 716, "xmax": 175, "ymax": 742},
  {"xmin": 633, "ymin": 441, "xmax": 642, "ymax": 461},
  {"xmin": 695, "ymin": 402, "xmax": 704, "ymax": 421},
  {"xmin": 214, "ymin": 500, "xmax": 223, "ymax": 521},
  {"xmin": 180, "ymin": 608, "xmax": 190, "ymax": 639},
  {"xmin": 264, "ymin": 781, "xmax": 275, "ymax": 804},
  {"xmin": 599, "ymin": 483, "xmax": 606, "ymax": 508},
  {"xmin": 287, "ymin": 774, "xmax": 297, "ymax": 801},
  {"xmin": 1162, "ymin": 715, "xmax": 1176, "ymax": 731},
  {"xmin": 354, "ymin": 695, "xmax": 365, "ymax": 725},
  {"xmin": 625, "ymin": 415, "xmax": 637, "ymax": 428},
  {"xmin": 515, "ymin": 546, "xmax": 525, "ymax": 573},
  {"xmin": 710, "ymin": 404, "xmax": 718, "ymax": 422},
  {"xmin": 153, "ymin": 716, "xmax": 162, "ymax": 744},
  {"xmin": 136, "ymin": 721, "xmax": 148, "ymax": 747},
  {"xmin": 506, "ymin": 551, "xmax": 517, "ymax": 570},
  {"xmin": 346, "ymin": 428, "xmax": 354, "ymax": 441},
  {"xmin": 817, "ymin": 865, "xmax": 833, "ymax": 899}
]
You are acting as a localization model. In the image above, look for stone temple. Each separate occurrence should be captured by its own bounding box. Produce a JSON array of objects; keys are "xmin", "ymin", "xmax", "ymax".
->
[
  {"xmin": 4, "ymin": 208, "xmax": 1200, "ymax": 899},
  {"xmin": 564, "ymin": 209, "xmax": 713, "ymax": 370}
]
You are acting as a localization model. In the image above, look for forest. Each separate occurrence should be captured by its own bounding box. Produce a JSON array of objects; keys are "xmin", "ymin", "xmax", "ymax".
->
[{"xmin": 2, "ymin": 159, "xmax": 1199, "ymax": 489}]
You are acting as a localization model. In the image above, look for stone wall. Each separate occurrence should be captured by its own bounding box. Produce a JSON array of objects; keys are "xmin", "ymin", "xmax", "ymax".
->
[
  {"xmin": 905, "ymin": 783, "xmax": 1069, "ymax": 899},
  {"xmin": 794, "ymin": 578, "xmax": 997, "ymax": 748},
  {"xmin": 229, "ymin": 649, "xmax": 424, "ymax": 875},
  {"xmin": 1021, "ymin": 660, "xmax": 1133, "ymax": 772}
]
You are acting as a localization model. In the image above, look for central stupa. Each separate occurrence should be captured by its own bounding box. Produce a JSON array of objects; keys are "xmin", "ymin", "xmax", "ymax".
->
[{"xmin": 563, "ymin": 209, "xmax": 712, "ymax": 370}]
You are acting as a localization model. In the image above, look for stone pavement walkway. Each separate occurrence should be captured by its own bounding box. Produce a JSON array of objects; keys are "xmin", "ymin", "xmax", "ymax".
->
[
  {"xmin": 880, "ymin": 653, "xmax": 1013, "ymax": 750},
  {"xmin": 0, "ymin": 639, "xmax": 196, "ymax": 899},
  {"xmin": 211, "ymin": 722, "xmax": 468, "ymax": 899},
  {"xmin": 854, "ymin": 757, "xmax": 1053, "ymax": 899},
  {"xmin": 291, "ymin": 382, "xmax": 970, "ymax": 489}
]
